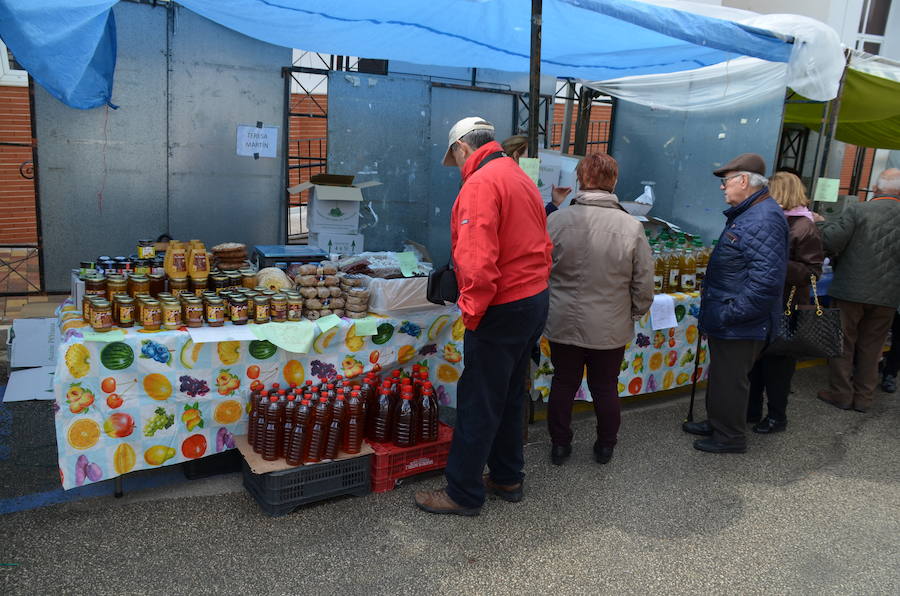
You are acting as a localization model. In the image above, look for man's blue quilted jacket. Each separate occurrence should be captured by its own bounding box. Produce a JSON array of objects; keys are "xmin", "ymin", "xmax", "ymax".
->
[{"xmin": 698, "ymin": 188, "xmax": 789, "ymax": 341}]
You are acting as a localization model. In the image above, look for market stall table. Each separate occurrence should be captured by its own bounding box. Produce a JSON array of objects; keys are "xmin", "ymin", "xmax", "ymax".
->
[
  {"xmin": 53, "ymin": 304, "xmax": 464, "ymax": 490},
  {"xmin": 532, "ymin": 292, "xmax": 708, "ymax": 401}
]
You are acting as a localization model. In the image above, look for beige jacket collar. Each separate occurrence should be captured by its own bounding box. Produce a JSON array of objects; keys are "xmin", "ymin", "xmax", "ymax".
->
[{"xmin": 571, "ymin": 189, "xmax": 624, "ymax": 210}]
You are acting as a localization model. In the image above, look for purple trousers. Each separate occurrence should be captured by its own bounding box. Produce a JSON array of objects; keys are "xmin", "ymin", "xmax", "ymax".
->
[{"xmin": 547, "ymin": 342, "xmax": 626, "ymax": 448}]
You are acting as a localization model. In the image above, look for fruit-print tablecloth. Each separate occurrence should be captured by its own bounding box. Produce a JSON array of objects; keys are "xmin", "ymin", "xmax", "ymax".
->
[
  {"xmin": 532, "ymin": 292, "xmax": 708, "ymax": 401},
  {"xmin": 53, "ymin": 303, "xmax": 464, "ymax": 490}
]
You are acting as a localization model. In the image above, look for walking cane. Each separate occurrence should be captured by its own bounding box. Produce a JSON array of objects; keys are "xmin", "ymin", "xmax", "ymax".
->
[{"xmin": 684, "ymin": 333, "xmax": 704, "ymax": 423}]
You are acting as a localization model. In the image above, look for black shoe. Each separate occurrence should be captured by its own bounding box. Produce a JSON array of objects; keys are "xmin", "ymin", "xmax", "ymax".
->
[
  {"xmin": 550, "ymin": 444, "xmax": 572, "ymax": 466},
  {"xmin": 593, "ymin": 441, "xmax": 614, "ymax": 464},
  {"xmin": 682, "ymin": 420, "xmax": 713, "ymax": 436},
  {"xmin": 692, "ymin": 438, "xmax": 746, "ymax": 454},
  {"xmin": 882, "ymin": 374, "xmax": 897, "ymax": 393},
  {"xmin": 746, "ymin": 416, "xmax": 762, "ymax": 425},
  {"xmin": 752, "ymin": 417, "xmax": 787, "ymax": 434}
]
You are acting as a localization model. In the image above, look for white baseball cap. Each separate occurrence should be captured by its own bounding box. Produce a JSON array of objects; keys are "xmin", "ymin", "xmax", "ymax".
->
[{"xmin": 442, "ymin": 116, "xmax": 495, "ymax": 166}]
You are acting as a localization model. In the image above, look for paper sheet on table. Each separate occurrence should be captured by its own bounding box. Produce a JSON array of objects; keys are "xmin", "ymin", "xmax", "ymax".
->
[
  {"xmin": 395, "ymin": 251, "xmax": 418, "ymax": 278},
  {"xmin": 814, "ymin": 177, "xmax": 839, "ymax": 202},
  {"xmin": 250, "ymin": 321, "xmax": 315, "ymax": 354},
  {"xmin": 649, "ymin": 294, "xmax": 678, "ymax": 330},
  {"xmin": 316, "ymin": 314, "xmax": 342, "ymax": 332},
  {"xmin": 353, "ymin": 317, "xmax": 378, "ymax": 336},
  {"xmin": 80, "ymin": 330, "xmax": 126, "ymax": 343},
  {"xmin": 519, "ymin": 157, "xmax": 540, "ymax": 186},
  {"xmin": 3, "ymin": 366, "xmax": 55, "ymax": 402},
  {"xmin": 9, "ymin": 318, "xmax": 58, "ymax": 368},
  {"xmin": 187, "ymin": 324, "xmax": 258, "ymax": 344}
]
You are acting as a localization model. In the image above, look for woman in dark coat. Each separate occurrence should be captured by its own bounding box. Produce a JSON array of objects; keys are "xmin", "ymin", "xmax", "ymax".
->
[{"xmin": 747, "ymin": 171, "xmax": 824, "ymax": 432}]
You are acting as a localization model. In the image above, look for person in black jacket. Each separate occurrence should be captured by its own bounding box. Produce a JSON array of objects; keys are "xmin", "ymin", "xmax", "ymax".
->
[
  {"xmin": 684, "ymin": 153, "xmax": 788, "ymax": 453},
  {"xmin": 746, "ymin": 172, "xmax": 824, "ymax": 433}
]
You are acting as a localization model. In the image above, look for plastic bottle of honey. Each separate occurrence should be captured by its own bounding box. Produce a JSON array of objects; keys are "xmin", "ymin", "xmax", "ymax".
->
[
  {"xmin": 281, "ymin": 395, "xmax": 298, "ymax": 459},
  {"xmin": 187, "ymin": 241, "xmax": 210, "ymax": 280},
  {"xmin": 665, "ymin": 242, "xmax": 680, "ymax": 294},
  {"xmin": 164, "ymin": 241, "xmax": 189, "ymax": 279},
  {"xmin": 252, "ymin": 388, "xmax": 270, "ymax": 454}
]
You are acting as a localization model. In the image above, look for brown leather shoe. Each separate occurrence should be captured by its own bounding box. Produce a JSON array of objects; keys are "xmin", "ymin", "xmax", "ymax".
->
[
  {"xmin": 817, "ymin": 391, "xmax": 851, "ymax": 411},
  {"xmin": 483, "ymin": 475, "xmax": 523, "ymax": 503},
  {"xmin": 414, "ymin": 489, "xmax": 480, "ymax": 516}
]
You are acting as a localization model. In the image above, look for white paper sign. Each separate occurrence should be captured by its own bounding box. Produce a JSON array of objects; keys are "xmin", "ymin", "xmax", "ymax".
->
[
  {"xmin": 188, "ymin": 323, "xmax": 258, "ymax": 344},
  {"xmin": 236, "ymin": 125, "xmax": 278, "ymax": 158},
  {"xmin": 10, "ymin": 318, "xmax": 58, "ymax": 368},
  {"xmin": 649, "ymin": 294, "xmax": 678, "ymax": 330}
]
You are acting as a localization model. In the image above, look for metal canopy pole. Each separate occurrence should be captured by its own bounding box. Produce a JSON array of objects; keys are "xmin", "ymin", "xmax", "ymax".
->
[
  {"xmin": 527, "ymin": 0, "xmax": 542, "ymax": 158},
  {"xmin": 560, "ymin": 79, "xmax": 575, "ymax": 154},
  {"xmin": 811, "ymin": 48, "xmax": 851, "ymax": 199}
]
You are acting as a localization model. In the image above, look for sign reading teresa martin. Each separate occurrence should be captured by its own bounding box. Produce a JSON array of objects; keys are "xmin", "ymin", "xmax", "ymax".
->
[{"xmin": 236, "ymin": 125, "xmax": 278, "ymax": 158}]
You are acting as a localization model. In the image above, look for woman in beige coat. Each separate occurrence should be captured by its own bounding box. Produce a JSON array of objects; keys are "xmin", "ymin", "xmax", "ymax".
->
[{"xmin": 545, "ymin": 152, "xmax": 654, "ymax": 465}]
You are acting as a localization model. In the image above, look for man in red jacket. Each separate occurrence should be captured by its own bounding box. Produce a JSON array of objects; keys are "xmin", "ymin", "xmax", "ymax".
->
[{"xmin": 415, "ymin": 117, "xmax": 552, "ymax": 516}]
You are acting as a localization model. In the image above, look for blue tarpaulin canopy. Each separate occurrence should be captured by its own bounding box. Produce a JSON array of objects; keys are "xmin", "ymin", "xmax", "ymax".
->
[{"xmin": 0, "ymin": 0, "xmax": 793, "ymax": 110}]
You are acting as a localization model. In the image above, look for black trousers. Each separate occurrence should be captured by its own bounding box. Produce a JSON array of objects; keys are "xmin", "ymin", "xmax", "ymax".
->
[
  {"xmin": 883, "ymin": 311, "xmax": 900, "ymax": 377},
  {"xmin": 706, "ymin": 336, "xmax": 764, "ymax": 448},
  {"xmin": 747, "ymin": 352, "xmax": 797, "ymax": 422},
  {"xmin": 444, "ymin": 290, "xmax": 548, "ymax": 509}
]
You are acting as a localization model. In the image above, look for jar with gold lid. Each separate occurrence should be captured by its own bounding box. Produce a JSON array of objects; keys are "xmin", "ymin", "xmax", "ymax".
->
[
  {"xmin": 161, "ymin": 300, "xmax": 183, "ymax": 330},
  {"xmin": 168, "ymin": 276, "xmax": 189, "ymax": 299},
  {"xmin": 141, "ymin": 298, "xmax": 162, "ymax": 331},
  {"xmin": 190, "ymin": 276, "xmax": 208, "ymax": 297},
  {"xmin": 106, "ymin": 275, "xmax": 128, "ymax": 302},
  {"xmin": 226, "ymin": 271, "xmax": 242, "ymax": 290},
  {"xmin": 252, "ymin": 296, "xmax": 270, "ymax": 324},
  {"xmin": 183, "ymin": 298, "xmax": 204, "ymax": 328},
  {"xmin": 90, "ymin": 299, "xmax": 113, "ymax": 332},
  {"xmin": 211, "ymin": 274, "xmax": 229, "ymax": 293},
  {"xmin": 241, "ymin": 270, "xmax": 258, "ymax": 288},
  {"xmin": 229, "ymin": 296, "xmax": 249, "ymax": 325},
  {"xmin": 286, "ymin": 295, "xmax": 303, "ymax": 321},
  {"xmin": 85, "ymin": 275, "xmax": 107, "ymax": 297},
  {"xmin": 148, "ymin": 272, "xmax": 166, "ymax": 297},
  {"xmin": 117, "ymin": 296, "xmax": 135, "ymax": 328},
  {"xmin": 205, "ymin": 297, "xmax": 226, "ymax": 327},
  {"xmin": 270, "ymin": 294, "xmax": 288, "ymax": 323},
  {"xmin": 127, "ymin": 275, "xmax": 149, "ymax": 298}
]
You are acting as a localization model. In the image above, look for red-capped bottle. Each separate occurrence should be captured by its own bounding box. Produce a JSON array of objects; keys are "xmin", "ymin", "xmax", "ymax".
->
[
  {"xmin": 306, "ymin": 397, "xmax": 331, "ymax": 463},
  {"xmin": 372, "ymin": 384, "xmax": 394, "ymax": 443},
  {"xmin": 262, "ymin": 396, "xmax": 282, "ymax": 461},
  {"xmin": 285, "ymin": 398, "xmax": 312, "ymax": 466},
  {"xmin": 252, "ymin": 389, "xmax": 270, "ymax": 454},
  {"xmin": 281, "ymin": 395, "xmax": 298, "ymax": 458},
  {"xmin": 247, "ymin": 386, "xmax": 261, "ymax": 449},
  {"xmin": 268, "ymin": 382, "xmax": 281, "ymax": 397},
  {"xmin": 419, "ymin": 385, "xmax": 439, "ymax": 443},
  {"xmin": 393, "ymin": 390, "xmax": 418, "ymax": 447},
  {"xmin": 343, "ymin": 390, "xmax": 364, "ymax": 454},
  {"xmin": 323, "ymin": 395, "xmax": 346, "ymax": 460}
]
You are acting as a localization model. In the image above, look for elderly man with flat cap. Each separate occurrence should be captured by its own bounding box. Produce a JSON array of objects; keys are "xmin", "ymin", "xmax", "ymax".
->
[
  {"xmin": 683, "ymin": 153, "xmax": 788, "ymax": 453},
  {"xmin": 415, "ymin": 117, "xmax": 552, "ymax": 515}
]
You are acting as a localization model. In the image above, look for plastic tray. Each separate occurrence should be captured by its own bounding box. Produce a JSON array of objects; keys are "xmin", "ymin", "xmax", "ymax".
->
[
  {"xmin": 368, "ymin": 423, "xmax": 454, "ymax": 493},
  {"xmin": 242, "ymin": 455, "xmax": 371, "ymax": 516}
]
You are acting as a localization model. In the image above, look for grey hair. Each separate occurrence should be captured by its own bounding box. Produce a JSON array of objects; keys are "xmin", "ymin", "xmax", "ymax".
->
[
  {"xmin": 459, "ymin": 128, "xmax": 495, "ymax": 150},
  {"xmin": 876, "ymin": 171, "xmax": 900, "ymax": 194},
  {"xmin": 740, "ymin": 171, "xmax": 769, "ymax": 188}
]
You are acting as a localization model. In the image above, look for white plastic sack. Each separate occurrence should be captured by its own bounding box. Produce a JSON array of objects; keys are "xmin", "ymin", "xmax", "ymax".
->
[{"xmin": 363, "ymin": 275, "xmax": 433, "ymax": 315}]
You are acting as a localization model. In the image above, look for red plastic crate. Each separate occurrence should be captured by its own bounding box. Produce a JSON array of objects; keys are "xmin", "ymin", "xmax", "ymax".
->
[{"xmin": 368, "ymin": 423, "xmax": 454, "ymax": 493}]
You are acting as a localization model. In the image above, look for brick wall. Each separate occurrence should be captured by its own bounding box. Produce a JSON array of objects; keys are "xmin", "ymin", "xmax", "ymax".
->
[
  {"xmin": 0, "ymin": 86, "xmax": 38, "ymax": 244},
  {"xmin": 838, "ymin": 143, "xmax": 877, "ymax": 201},
  {"xmin": 550, "ymin": 102, "xmax": 612, "ymax": 154}
]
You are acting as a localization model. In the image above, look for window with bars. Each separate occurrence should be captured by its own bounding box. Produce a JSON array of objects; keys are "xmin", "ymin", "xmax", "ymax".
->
[{"xmin": 856, "ymin": 0, "xmax": 893, "ymax": 55}]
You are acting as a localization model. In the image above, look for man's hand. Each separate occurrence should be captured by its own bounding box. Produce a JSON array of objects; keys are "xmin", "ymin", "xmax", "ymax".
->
[
  {"xmin": 811, "ymin": 211, "xmax": 825, "ymax": 223},
  {"xmin": 551, "ymin": 185, "xmax": 572, "ymax": 207}
]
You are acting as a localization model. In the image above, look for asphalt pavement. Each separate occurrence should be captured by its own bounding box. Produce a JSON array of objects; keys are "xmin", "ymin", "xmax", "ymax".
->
[{"xmin": 0, "ymin": 363, "xmax": 898, "ymax": 595}]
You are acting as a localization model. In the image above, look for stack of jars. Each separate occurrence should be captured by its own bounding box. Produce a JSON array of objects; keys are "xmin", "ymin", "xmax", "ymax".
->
[{"xmin": 80, "ymin": 264, "xmax": 308, "ymax": 333}]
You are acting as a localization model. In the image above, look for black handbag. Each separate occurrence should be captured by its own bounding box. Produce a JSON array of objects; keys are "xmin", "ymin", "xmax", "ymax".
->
[
  {"xmin": 427, "ymin": 259, "xmax": 458, "ymax": 305},
  {"xmin": 765, "ymin": 275, "xmax": 843, "ymax": 358},
  {"xmin": 426, "ymin": 150, "xmax": 509, "ymax": 306}
]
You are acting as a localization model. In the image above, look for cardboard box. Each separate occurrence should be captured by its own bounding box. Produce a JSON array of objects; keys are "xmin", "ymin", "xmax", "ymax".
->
[
  {"xmin": 234, "ymin": 434, "xmax": 374, "ymax": 474},
  {"xmin": 308, "ymin": 232, "xmax": 364, "ymax": 255},
  {"xmin": 288, "ymin": 174, "xmax": 381, "ymax": 234}
]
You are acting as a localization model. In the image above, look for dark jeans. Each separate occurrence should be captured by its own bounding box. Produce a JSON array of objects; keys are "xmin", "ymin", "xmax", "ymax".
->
[
  {"xmin": 706, "ymin": 336, "xmax": 764, "ymax": 448},
  {"xmin": 444, "ymin": 289, "xmax": 548, "ymax": 509},
  {"xmin": 547, "ymin": 342, "xmax": 625, "ymax": 448},
  {"xmin": 747, "ymin": 352, "xmax": 797, "ymax": 422},
  {"xmin": 883, "ymin": 311, "xmax": 900, "ymax": 377}
]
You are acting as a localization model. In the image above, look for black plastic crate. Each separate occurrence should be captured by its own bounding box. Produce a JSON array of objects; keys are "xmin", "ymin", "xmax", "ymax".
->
[
  {"xmin": 183, "ymin": 449, "xmax": 242, "ymax": 480},
  {"xmin": 242, "ymin": 456, "xmax": 371, "ymax": 516}
]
